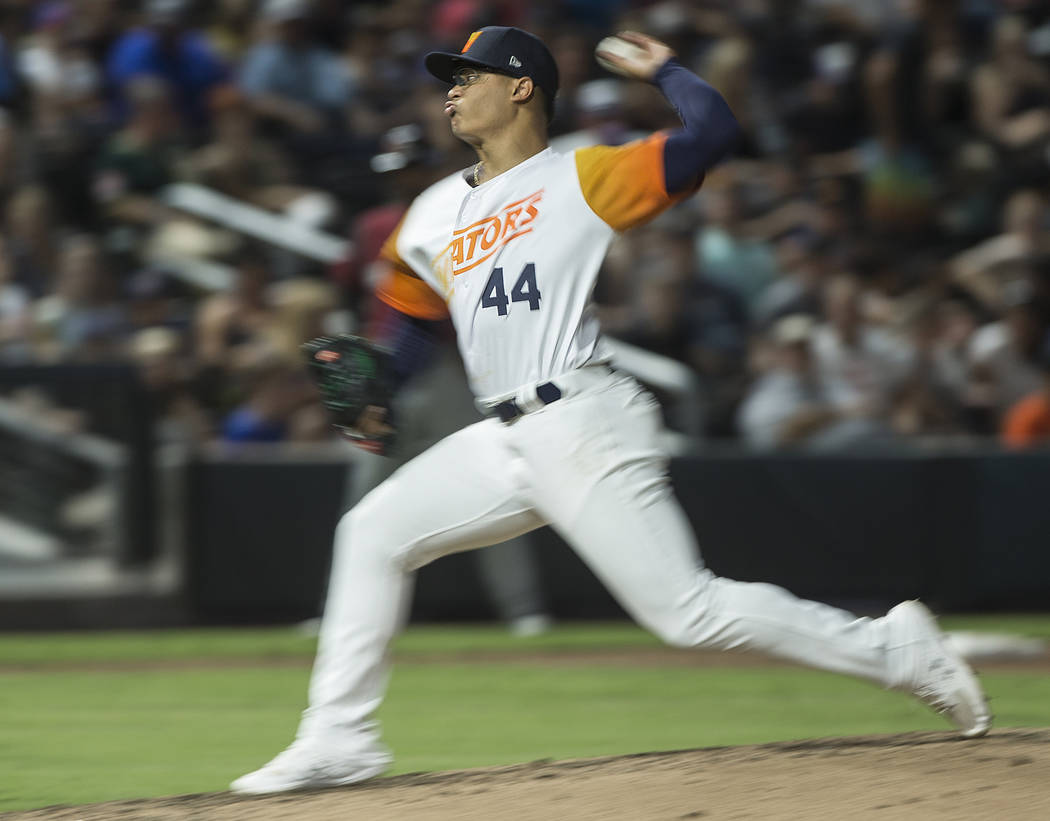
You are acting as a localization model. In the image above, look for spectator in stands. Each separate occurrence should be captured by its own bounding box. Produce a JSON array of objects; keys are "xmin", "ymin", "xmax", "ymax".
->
[
  {"xmin": 602, "ymin": 221, "xmax": 745, "ymax": 374},
  {"xmin": 662, "ymin": 220, "xmax": 749, "ymax": 435},
  {"xmin": 775, "ymin": 18, "xmax": 868, "ymax": 157},
  {"xmin": 238, "ymin": 0, "xmax": 353, "ymax": 138},
  {"xmin": 219, "ymin": 355, "xmax": 319, "ymax": 443},
  {"xmin": 605, "ymin": 240, "xmax": 692, "ymax": 363},
  {"xmin": 338, "ymin": 9, "xmax": 392, "ymax": 140},
  {"xmin": 907, "ymin": 0, "xmax": 970, "ymax": 150},
  {"xmin": 205, "ymin": 0, "xmax": 260, "ymax": 64},
  {"xmin": 16, "ymin": 2, "xmax": 102, "ymax": 120},
  {"xmin": 937, "ymin": 140, "xmax": 1002, "ymax": 249},
  {"xmin": 0, "ymin": 234, "xmax": 32, "ymax": 363},
  {"xmin": 194, "ymin": 245, "xmax": 275, "ymax": 389},
  {"xmin": 329, "ymin": 123, "xmax": 443, "ymax": 305},
  {"xmin": 65, "ymin": 0, "xmax": 124, "ymax": 68},
  {"xmin": 125, "ymin": 265, "xmax": 193, "ymax": 335},
  {"xmin": 550, "ymin": 78, "xmax": 641, "ymax": 153},
  {"xmin": 5, "ymin": 184, "xmax": 60, "ymax": 297},
  {"xmin": 951, "ymin": 189, "xmax": 1049, "ymax": 312},
  {"xmin": 0, "ymin": 21, "xmax": 18, "ymax": 109},
  {"xmin": 1001, "ymin": 332, "xmax": 1050, "ymax": 448},
  {"xmin": 238, "ymin": 0, "xmax": 369, "ymax": 198},
  {"xmin": 106, "ymin": 0, "xmax": 228, "ymax": 131},
  {"xmin": 857, "ymin": 46, "xmax": 938, "ymax": 244},
  {"xmin": 0, "ymin": 110, "xmax": 17, "ymax": 202},
  {"xmin": 738, "ymin": 314, "xmax": 888, "ymax": 450},
  {"xmin": 694, "ymin": 182, "xmax": 779, "ymax": 317},
  {"xmin": 128, "ymin": 325, "xmax": 212, "ymax": 443},
  {"xmin": 341, "ymin": 12, "xmax": 429, "ymax": 143},
  {"xmin": 92, "ymin": 76, "xmax": 187, "ymax": 230},
  {"xmin": 747, "ymin": 1, "xmax": 819, "ymax": 106},
  {"xmin": 699, "ymin": 35, "xmax": 777, "ymax": 159},
  {"xmin": 811, "ymin": 273, "xmax": 916, "ymax": 423},
  {"xmin": 971, "ymin": 15, "xmax": 1050, "ymax": 154},
  {"xmin": 33, "ymin": 234, "xmax": 125, "ymax": 362},
  {"xmin": 887, "ymin": 296, "xmax": 973, "ymax": 438},
  {"xmin": 264, "ymin": 277, "xmax": 341, "ymax": 362},
  {"xmin": 266, "ymin": 278, "xmax": 340, "ymax": 442},
  {"xmin": 16, "ymin": 3, "xmax": 108, "ymax": 226},
  {"xmin": 547, "ymin": 28, "xmax": 604, "ymax": 136},
  {"xmin": 967, "ymin": 278, "xmax": 1049, "ymax": 425},
  {"xmin": 753, "ymin": 233, "xmax": 832, "ymax": 327},
  {"xmin": 925, "ymin": 295, "xmax": 984, "ymax": 422},
  {"xmin": 185, "ymin": 86, "xmax": 318, "ymax": 216}
]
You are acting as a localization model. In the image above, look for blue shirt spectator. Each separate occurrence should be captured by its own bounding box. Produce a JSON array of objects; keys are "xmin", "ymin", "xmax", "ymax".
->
[
  {"xmin": 239, "ymin": 39, "xmax": 350, "ymax": 112},
  {"xmin": 106, "ymin": 1, "xmax": 227, "ymax": 129},
  {"xmin": 221, "ymin": 406, "xmax": 287, "ymax": 442},
  {"xmin": 238, "ymin": 0, "xmax": 351, "ymax": 135},
  {"xmin": 0, "ymin": 34, "xmax": 18, "ymax": 105}
]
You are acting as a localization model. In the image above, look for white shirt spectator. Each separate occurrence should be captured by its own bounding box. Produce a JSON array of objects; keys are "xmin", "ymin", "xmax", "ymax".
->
[
  {"xmin": 739, "ymin": 314, "xmax": 891, "ymax": 450},
  {"xmin": 18, "ymin": 42, "xmax": 100, "ymax": 100},
  {"xmin": 968, "ymin": 320, "xmax": 1044, "ymax": 413},
  {"xmin": 0, "ymin": 279, "xmax": 31, "ymax": 362},
  {"xmin": 811, "ymin": 324, "xmax": 915, "ymax": 412},
  {"xmin": 739, "ymin": 369, "xmax": 885, "ymax": 450},
  {"xmin": 739, "ymin": 370, "xmax": 820, "ymax": 449}
]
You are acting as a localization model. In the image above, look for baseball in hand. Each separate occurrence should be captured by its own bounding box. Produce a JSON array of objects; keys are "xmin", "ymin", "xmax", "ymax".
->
[{"xmin": 595, "ymin": 36, "xmax": 648, "ymax": 76}]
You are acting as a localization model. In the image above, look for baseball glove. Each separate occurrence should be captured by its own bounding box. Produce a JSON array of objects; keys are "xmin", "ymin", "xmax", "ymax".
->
[{"xmin": 302, "ymin": 334, "xmax": 397, "ymax": 453}]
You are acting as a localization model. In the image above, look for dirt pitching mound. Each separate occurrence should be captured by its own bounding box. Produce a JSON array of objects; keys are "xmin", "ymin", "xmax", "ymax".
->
[{"xmin": 6, "ymin": 728, "xmax": 1048, "ymax": 821}]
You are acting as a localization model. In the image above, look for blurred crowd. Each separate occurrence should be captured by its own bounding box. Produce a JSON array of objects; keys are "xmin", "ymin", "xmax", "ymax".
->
[{"xmin": 1, "ymin": 0, "xmax": 1050, "ymax": 450}]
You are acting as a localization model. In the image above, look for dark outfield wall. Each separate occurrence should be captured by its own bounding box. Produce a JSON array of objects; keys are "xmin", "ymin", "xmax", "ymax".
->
[{"xmin": 186, "ymin": 449, "xmax": 1050, "ymax": 623}]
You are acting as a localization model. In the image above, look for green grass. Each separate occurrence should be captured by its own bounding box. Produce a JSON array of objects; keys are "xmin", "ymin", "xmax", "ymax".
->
[
  {"xmin": 1, "ymin": 614, "xmax": 1048, "ymax": 667},
  {"xmin": 0, "ymin": 619, "xmax": 1048, "ymax": 812},
  {"xmin": 0, "ymin": 622, "xmax": 666, "ymax": 667}
]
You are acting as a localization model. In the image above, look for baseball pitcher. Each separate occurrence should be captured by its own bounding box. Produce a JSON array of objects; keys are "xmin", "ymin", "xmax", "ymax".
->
[{"xmin": 233, "ymin": 27, "xmax": 989, "ymax": 794}]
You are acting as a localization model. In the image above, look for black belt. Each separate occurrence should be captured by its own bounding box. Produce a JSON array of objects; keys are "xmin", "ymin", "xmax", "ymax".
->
[{"xmin": 491, "ymin": 381, "xmax": 563, "ymax": 423}]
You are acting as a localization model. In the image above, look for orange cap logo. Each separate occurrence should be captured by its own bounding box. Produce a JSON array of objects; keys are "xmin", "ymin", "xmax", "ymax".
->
[
  {"xmin": 461, "ymin": 31, "xmax": 481, "ymax": 53},
  {"xmin": 315, "ymin": 350, "xmax": 341, "ymax": 362}
]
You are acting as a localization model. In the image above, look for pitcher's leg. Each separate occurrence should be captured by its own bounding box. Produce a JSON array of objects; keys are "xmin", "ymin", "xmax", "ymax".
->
[
  {"xmin": 345, "ymin": 345, "xmax": 550, "ymax": 633},
  {"xmin": 521, "ymin": 376, "xmax": 891, "ymax": 685},
  {"xmin": 559, "ymin": 471, "xmax": 892, "ymax": 684},
  {"xmin": 299, "ymin": 505, "xmax": 411, "ymax": 750},
  {"xmin": 233, "ymin": 420, "xmax": 543, "ymax": 794},
  {"xmin": 522, "ymin": 376, "xmax": 987, "ymax": 736},
  {"xmin": 552, "ymin": 486, "xmax": 988, "ymax": 735},
  {"xmin": 306, "ymin": 421, "xmax": 543, "ymax": 733}
]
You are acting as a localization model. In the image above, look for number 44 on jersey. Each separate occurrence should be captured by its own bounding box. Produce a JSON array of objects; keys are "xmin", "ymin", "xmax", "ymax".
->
[{"xmin": 481, "ymin": 263, "xmax": 541, "ymax": 315}]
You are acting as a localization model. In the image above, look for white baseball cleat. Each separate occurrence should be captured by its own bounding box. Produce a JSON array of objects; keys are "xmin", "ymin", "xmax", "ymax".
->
[
  {"xmin": 231, "ymin": 738, "xmax": 391, "ymax": 795},
  {"xmin": 886, "ymin": 600, "xmax": 992, "ymax": 739}
]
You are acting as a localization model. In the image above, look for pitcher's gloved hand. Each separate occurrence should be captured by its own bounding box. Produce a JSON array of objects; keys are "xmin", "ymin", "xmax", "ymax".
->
[{"xmin": 302, "ymin": 335, "xmax": 397, "ymax": 454}]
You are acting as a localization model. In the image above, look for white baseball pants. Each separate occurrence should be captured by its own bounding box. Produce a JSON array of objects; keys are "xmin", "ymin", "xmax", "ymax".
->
[
  {"xmin": 343, "ymin": 343, "xmax": 548, "ymax": 623},
  {"xmin": 300, "ymin": 369, "xmax": 894, "ymax": 750}
]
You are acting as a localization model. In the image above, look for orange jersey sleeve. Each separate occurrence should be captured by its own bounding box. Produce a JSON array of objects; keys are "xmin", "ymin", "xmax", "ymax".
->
[
  {"xmin": 376, "ymin": 215, "xmax": 450, "ymax": 320},
  {"xmin": 575, "ymin": 133, "xmax": 699, "ymax": 232},
  {"xmin": 1001, "ymin": 394, "xmax": 1050, "ymax": 448}
]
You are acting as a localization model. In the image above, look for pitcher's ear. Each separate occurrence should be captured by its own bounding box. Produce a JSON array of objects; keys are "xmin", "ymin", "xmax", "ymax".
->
[{"xmin": 512, "ymin": 76, "xmax": 536, "ymax": 104}]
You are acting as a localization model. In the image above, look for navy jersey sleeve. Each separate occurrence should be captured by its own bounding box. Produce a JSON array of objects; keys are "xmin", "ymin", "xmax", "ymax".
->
[{"xmin": 655, "ymin": 59, "xmax": 740, "ymax": 193}]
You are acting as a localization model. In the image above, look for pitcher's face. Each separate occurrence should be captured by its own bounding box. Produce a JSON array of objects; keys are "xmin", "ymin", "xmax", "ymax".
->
[{"xmin": 444, "ymin": 67, "xmax": 517, "ymax": 144}]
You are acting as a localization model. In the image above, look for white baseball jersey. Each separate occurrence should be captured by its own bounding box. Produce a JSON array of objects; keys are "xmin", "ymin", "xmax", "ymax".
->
[{"xmin": 377, "ymin": 134, "xmax": 689, "ymax": 403}]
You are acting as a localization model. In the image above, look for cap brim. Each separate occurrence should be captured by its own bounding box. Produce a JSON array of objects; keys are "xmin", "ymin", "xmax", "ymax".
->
[{"xmin": 424, "ymin": 51, "xmax": 501, "ymax": 83}]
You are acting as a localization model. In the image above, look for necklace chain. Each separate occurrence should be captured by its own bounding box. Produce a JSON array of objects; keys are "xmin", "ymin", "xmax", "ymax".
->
[{"xmin": 473, "ymin": 162, "xmax": 482, "ymax": 187}]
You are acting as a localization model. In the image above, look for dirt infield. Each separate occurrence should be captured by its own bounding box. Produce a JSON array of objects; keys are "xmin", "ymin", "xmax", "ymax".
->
[{"xmin": 7, "ymin": 728, "xmax": 1048, "ymax": 821}]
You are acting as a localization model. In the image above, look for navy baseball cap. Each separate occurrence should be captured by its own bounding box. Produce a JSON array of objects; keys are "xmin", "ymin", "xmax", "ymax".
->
[{"xmin": 425, "ymin": 26, "xmax": 559, "ymax": 120}]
